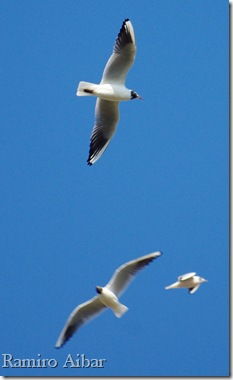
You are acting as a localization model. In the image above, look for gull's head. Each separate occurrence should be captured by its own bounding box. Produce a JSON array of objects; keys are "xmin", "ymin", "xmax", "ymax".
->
[
  {"xmin": 130, "ymin": 90, "xmax": 143, "ymax": 100},
  {"xmin": 96, "ymin": 286, "xmax": 103, "ymax": 294},
  {"xmin": 199, "ymin": 277, "xmax": 208, "ymax": 283}
]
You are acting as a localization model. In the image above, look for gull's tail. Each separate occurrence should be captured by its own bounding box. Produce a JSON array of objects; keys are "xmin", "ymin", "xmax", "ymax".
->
[
  {"xmin": 165, "ymin": 282, "xmax": 178, "ymax": 290},
  {"xmin": 76, "ymin": 81, "xmax": 98, "ymax": 96},
  {"xmin": 112, "ymin": 303, "xmax": 129, "ymax": 318}
]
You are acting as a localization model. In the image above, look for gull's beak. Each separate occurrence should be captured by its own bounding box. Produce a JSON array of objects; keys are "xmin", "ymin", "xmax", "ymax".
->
[{"xmin": 137, "ymin": 94, "xmax": 144, "ymax": 100}]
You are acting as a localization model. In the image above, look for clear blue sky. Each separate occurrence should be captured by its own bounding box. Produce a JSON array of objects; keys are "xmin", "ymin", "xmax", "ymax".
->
[{"xmin": 1, "ymin": 0, "xmax": 229, "ymax": 377}]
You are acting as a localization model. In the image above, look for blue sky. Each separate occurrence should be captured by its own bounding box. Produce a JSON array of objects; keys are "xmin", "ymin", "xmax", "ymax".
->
[{"xmin": 1, "ymin": 0, "xmax": 229, "ymax": 377}]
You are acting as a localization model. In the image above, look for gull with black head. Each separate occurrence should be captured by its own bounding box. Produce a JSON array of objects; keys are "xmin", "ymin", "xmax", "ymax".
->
[
  {"xmin": 55, "ymin": 251, "xmax": 162, "ymax": 348},
  {"xmin": 76, "ymin": 18, "xmax": 142, "ymax": 165}
]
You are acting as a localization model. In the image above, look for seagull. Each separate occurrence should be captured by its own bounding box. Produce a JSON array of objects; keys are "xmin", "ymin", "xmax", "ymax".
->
[
  {"xmin": 76, "ymin": 18, "xmax": 142, "ymax": 165},
  {"xmin": 165, "ymin": 272, "xmax": 208, "ymax": 294},
  {"xmin": 55, "ymin": 251, "xmax": 162, "ymax": 348}
]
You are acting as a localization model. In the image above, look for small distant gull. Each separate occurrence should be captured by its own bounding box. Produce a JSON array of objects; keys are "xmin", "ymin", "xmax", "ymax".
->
[
  {"xmin": 76, "ymin": 18, "xmax": 142, "ymax": 165},
  {"xmin": 165, "ymin": 272, "xmax": 208, "ymax": 294},
  {"xmin": 55, "ymin": 251, "xmax": 162, "ymax": 348}
]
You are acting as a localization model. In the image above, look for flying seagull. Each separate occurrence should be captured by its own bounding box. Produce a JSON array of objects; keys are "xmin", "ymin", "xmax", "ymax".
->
[
  {"xmin": 55, "ymin": 251, "xmax": 162, "ymax": 348},
  {"xmin": 76, "ymin": 18, "xmax": 142, "ymax": 165},
  {"xmin": 165, "ymin": 272, "xmax": 208, "ymax": 294}
]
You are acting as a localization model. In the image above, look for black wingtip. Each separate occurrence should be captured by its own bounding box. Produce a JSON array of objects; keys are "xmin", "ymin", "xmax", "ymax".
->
[{"xmin": 122, "ymin": 19, "xmax": 130, "ymax": 28}]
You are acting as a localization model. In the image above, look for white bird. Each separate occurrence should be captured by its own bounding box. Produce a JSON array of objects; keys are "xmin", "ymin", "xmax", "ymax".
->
[
  {"xmin": 165, "ymin": 272, "xmax": 208, "ymax": 294},
  {"xmin": 55, "ymin": 251, "xmax": 162, "ymax": 348},
  {"xmin": 76, "ymin": 18, "xmax": 142, "ymax": 165}
]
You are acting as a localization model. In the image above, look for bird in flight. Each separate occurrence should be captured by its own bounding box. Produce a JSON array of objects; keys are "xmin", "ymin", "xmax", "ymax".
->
[
  {"xmin": 165, "ymin": 272, "xmax": 208, "ymax": 294},
  {"xmin": 55, "ymin": 251, "xmax": 162, "ymax": 348},
  {"xmin": 76, "ymin": 18, "xmax": 142, "ymax": 165}
]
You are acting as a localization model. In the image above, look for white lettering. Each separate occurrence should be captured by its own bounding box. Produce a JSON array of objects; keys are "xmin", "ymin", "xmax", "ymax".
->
[
  {"xmin": 2, "ymin": 354, "xmax": 14, "ymax": 368},
  {"xmin": 63, "ymin": 354, "xmax": 106, "ymax": 368},
  {"xmin": 63, "ymin": 353, "xmax": 76, "ymax": 368},
  {"xmin": 2, "ymin": 353, "xmax": 105, "ymax": 369},
  {"xmin": 2, "ymin": 353, "xmax": 58, "ymax": 368}
]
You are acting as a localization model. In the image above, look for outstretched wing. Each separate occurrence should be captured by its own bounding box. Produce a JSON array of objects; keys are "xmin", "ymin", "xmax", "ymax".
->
[
  {"xmin": 106, "ymin": 251, "xmax": 162, "ymax": 297},
  {"xmin": 178, "ymin": 272, "xmax": 196, "ymax": 281},
  {"xmin": 189, "ymin": 284, "xmax": 200, "ymax": 294},
  {"xmin": 55, "ymin": 296, "xmax": 106, "ymax": 348},
  {"xmin": 101, "ymin": 19, "xmax": 136, "ymax": 85},
  {"xmin": 87, "ymin": 98, "xmax": 119, "ymax": 165}
]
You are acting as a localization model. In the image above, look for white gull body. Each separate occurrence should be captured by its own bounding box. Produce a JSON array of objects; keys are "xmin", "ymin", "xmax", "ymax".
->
[
  {"xmin": 165, "ymin": 272, "xmax": 208, "ymax": 294},
  {"xmin": 55, "ymin": 251, "xmax": 162, "ymax": 348},
  {"xmin": 76, "ymin": 18, "xmax": 142, "ymax": 165}
]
